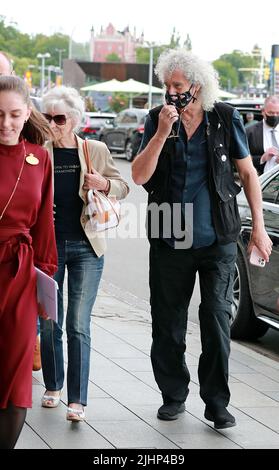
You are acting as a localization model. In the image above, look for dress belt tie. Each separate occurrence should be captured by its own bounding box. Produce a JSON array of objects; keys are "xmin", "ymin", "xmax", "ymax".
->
[{"xmin": 0, "ymin": 229, "xmax": 32, "ymax": 278}]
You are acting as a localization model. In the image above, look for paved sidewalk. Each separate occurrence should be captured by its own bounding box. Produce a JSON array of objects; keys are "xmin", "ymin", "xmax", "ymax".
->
[{"xmin": 17, "ymin": 282, "xmax": 279, "ymax": 449}]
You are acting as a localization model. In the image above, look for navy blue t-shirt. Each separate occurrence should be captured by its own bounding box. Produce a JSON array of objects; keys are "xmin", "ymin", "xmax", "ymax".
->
[{"xmin": 54, "ymin": 148, "xmax": 86, "ymax": 241}]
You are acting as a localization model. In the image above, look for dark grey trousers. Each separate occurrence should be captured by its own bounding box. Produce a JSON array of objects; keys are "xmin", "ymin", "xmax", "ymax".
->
[{"xmin": 149, "ymin": 239, "xmax": 237, "ymax": 409}]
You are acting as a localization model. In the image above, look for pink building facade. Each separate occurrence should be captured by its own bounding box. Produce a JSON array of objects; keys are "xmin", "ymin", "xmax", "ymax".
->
[{"xmin": 90, "ymin": 23, "xmax": 144, "ymax": 63}]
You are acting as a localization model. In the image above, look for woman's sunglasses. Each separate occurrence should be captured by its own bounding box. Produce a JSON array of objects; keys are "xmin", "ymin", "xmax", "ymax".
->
[{"xmin": 43, "ymin": 113, "xmax": 67, "ymax": 125}]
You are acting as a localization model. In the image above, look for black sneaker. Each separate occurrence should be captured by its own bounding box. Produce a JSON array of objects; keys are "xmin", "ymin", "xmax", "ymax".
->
[
  {"xmin": 157, "ymin": 402, "xmax": 185, "ymax": 421},
  {"xmin": 204, "ymin": 406, "xmax": 236, "ymax": 429}
]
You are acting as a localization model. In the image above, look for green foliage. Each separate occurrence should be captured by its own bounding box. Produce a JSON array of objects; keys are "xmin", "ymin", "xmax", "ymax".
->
[
  {"xmin": 32, "ymin": 33, "xmax": 68, "ymax": 63},
  {"xmin": 84, "ymin": 96, "xmax": 97, "ymax": 111},
  {"xmin": 0, "ymin": 16, "xmax": 268, "ymax": 94},
  {"xmin": 0, "ymin": 16, "xmax": 92, "ymax": 88},
  {"xmin": 108, "ymin": 93, "xmax": 128, "ymax": 113},
  {"xmin": 218, "ymin": 50, "xmax": 258, "ymax": 85},
  {"xmin": 70, "ymin": 42, "xmax": 90, "ymax": 61},
  {"xmin": 136, "ymin": 28, "xmax": 191, "ymax": 65},
  {"xmin": 106, "ymin": 52, "xmax": 121, "ymax": 62},
  {"xmin": 0, "ymin": 16, "xmax": 18, "ymax": 42},
  {"xmin": 13, "ymin": 57, "xmax": 32, "ymax": 78},
  {"xmin": 135, "ymin": 47, "xmax": 150, "ymax": 64},
  {"xmin": 0, "ymin": 18, "xmax": 68, "ymax": 66},
  {"xmin": 136, "ymin": 44, "xmax": 167, "ymax": 64},
  {"xmin": 213, "ymin": 59, "xmax": 238, "ymax": 88},
  {"xmin": 169, "ymin": 27, "xmax": 180, "ymax": 49}
]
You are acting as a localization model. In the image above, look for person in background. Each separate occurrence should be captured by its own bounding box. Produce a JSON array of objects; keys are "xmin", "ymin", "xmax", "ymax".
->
[
  {"xmin": 246, "ymin": 96, "xmax": 279, "ymax": 174},
  {"xmin": 244, "ymin": 111, "xmax": 257, "ymax": 128},
  {"xmin": 132, "ymin": 49, "xmax": 272, "ymax": 429},
  {"xmin": 0, "ymin": 50, "xmax": 42, "ymax": 372},
  {"xmin": 40, "ymin": 86, "xmax": 129, "ymax": 422},
  {"xmin": 0, "ymin": 76, "xmax": 57, "ymax": 449}
]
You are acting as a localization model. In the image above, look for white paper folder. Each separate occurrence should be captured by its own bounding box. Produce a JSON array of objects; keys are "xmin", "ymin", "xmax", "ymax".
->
[{"xmin": 35, "ymin": 267, "xmax": 58, "ymax": 323}]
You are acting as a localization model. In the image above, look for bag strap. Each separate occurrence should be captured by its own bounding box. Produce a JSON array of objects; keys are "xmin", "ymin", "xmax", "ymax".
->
[{"xmin": 83, "ymin": 140, "xmax": 94, "ymax": 173}]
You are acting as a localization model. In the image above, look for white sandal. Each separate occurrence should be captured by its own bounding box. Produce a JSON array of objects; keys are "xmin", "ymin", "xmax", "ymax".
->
[
  {"xmin": 41, "ymin": 390, "xmax": 62, "ymax": 408},
  {"xmin": 66, "ymin": 406, "xmax": 85, "ymax": 422}
]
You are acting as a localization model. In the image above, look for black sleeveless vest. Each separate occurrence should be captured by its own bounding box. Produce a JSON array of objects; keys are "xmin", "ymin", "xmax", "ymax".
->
[{"xmin": 143, "ymin": 102, "xmax": 242, "ymax": 244}]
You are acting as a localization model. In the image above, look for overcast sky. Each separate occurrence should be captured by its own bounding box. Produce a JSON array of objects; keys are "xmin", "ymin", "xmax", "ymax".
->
[{"xmin": 1, "ymin": 0, "xmax": 279, "ymax": 61}]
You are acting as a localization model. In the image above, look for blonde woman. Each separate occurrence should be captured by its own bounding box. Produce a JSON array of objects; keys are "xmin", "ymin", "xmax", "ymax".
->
[{"xmin": 40, "ymin": 86, "xmax": 129, "ymax": 422}]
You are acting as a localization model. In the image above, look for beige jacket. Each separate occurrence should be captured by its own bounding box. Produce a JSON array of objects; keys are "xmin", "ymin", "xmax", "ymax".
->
[{"xmin": 45, "ymin": 135, "xmax": 129, "ymax": 257}]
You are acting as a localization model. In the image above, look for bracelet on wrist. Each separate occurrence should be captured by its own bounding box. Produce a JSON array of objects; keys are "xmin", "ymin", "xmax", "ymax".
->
[{"xmin": 104, "ymin": 179, "xmax": 110, "ymax": 194}]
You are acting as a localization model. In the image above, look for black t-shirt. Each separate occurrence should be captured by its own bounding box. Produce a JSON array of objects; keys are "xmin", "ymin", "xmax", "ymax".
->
[{"xmin": 53, "ymin": 148, "xmax": 87, "ymax": 241}]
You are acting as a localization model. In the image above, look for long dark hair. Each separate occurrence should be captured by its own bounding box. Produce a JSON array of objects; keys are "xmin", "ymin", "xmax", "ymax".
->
[{"xmin": 0, "ymin": 75, "xmax": 54, "ymax": 145}]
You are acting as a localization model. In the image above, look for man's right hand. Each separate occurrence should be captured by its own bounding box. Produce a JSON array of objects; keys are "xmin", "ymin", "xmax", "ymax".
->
[{"xmin": 157, "ymin": 105, "xmax": 179, "ymax": 139}]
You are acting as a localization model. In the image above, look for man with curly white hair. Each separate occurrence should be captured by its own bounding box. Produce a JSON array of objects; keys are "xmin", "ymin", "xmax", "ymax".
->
[{"xmin": 132, "ymin": 49, "xmax": 272, "ymax": 429}]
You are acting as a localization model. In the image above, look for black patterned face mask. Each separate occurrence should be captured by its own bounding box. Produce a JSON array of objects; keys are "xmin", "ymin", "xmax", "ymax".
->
[{"xmin": 165, "ymin": 84, "xmax": 197, "ymax": 109}]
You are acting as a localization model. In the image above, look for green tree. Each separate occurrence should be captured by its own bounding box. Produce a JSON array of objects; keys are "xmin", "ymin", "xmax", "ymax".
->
[
  {"xmin": 136, "ymin": 46, "xmax": 150, "ymax": 64},
  {"xmin": 70, "ymin": 41, "xmax": 90, "ymax": 61},
  {"xmin": 169, "ymin": 27, "xmax": 180, "ymax": 49},
  {"xmin": 218, "ymin": 50, "xmax": 258, "ymax": 85},
  {"xmin": 0, "ymin": 16, "xmax": 18, "ymax": 43},
  {"xmin": 8, "ymin": 34, "xmax": 33, "ymax": 58},
  {"xmin": 106, "ymin": 52, "xmax": 121, "ymax": 62},
  {"xmin": 136, "ymin": 44, "xmax": 166, "ymax": 64},
  {"xmin": 136, "ymin": 30, "xmax": 192, "ymax": 64},
  {"xmin": 213, "ymin": 59, "xmax": 238, "ymax": 89},
  {"xmin": 12, "ymin": 57, "xmax": 32, "ymax": 79},
  {"xmin": 109, "ymin": 93, "xmax": 128, "ymax": 113},
  {"xmin": 32, "ymin": 33, "xmax": 69, "ymax": 67}
]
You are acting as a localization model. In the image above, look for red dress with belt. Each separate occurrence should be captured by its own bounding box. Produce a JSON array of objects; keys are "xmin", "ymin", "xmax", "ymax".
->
[{"xmin": 0, "ymin": 140, "xmax": 57, "ymax": 409}]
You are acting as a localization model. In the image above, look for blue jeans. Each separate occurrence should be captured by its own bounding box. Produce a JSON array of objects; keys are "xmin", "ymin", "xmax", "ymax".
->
[{"xmin": 40, "ymin": 240, "xmax": 104, "ymax": 406}]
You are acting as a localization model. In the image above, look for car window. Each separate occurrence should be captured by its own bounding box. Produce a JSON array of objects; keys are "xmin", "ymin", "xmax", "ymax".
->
[
  {"xmin": 121, "ymin": 112, "xmax": 137, "ymax": 124},
  {"xmin": 115, "ymin": 112, "xmax": 125, "ymax": 125},
  {"xmin": 226, "ymin": 100, "xmax": 263, "ymax": 125},
  {"xmin": 81, "ymin": 114, "xmax": 115, "ymax": 127},
  {"xmin": 89, "ymin": 117, "xmax": 112, "ymax": 126},
  {"xmin": 139, "ymin": 115, "xmax": 147, "ymax": 124},
  {"xmin": 262, "ymin": 174, "xmax": 279, "ymax": 204}
]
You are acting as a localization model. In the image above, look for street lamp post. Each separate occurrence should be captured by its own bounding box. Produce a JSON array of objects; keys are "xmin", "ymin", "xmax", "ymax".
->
[
  {"xmin": 55, "ymin": 48, "xmax": 66, "ymax": 70},
  {"xmin": 148, "ymin": 44, "xmax": 154, "ymax": 109},
  {"xmin": 37, "ymin": 53, "xmax": 51, "ymax": 95},
  {"xmin": 69, "ymin": 27, "xmax": 76, "ymax": 59},
  {"xmin": 46, "ymin": 65, "xmax": 62, "ymax": 89},
  {"xmin": 145, "ymin": 41, "xmax": 159, "ymax": 109}
]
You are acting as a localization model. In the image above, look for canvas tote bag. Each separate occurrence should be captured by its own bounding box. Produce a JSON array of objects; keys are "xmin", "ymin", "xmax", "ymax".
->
[{"xmin": 83, "ymin": 140, "xmax": 120, "ymax": 232}]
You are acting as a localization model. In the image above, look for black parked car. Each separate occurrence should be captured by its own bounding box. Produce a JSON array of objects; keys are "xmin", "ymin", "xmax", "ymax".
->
[
  {"xmin": 226, "ymin": 98, "xmax": 264, "ymax": 125},
  {"xmin": 78, "ymin": 112, "xmax": 116, "ymax": 140},
  {"xmin": 231, "ymin": 166, "xmax": 279, "ymax": 339},
  {"xmin": 99, "ymin": 108, "xmax": 148, "ymax": 161}
]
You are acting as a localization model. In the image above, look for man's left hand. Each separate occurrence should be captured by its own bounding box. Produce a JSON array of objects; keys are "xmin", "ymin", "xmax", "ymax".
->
[{"xmin": 248, "ymin": 228, "xmax": 273, "ymax": 262}]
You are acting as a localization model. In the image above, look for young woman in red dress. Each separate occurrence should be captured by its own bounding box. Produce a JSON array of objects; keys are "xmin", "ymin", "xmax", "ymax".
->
[{"xmin": 0, "ymin": 76, "xmax": 57, "ymax": 449}]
